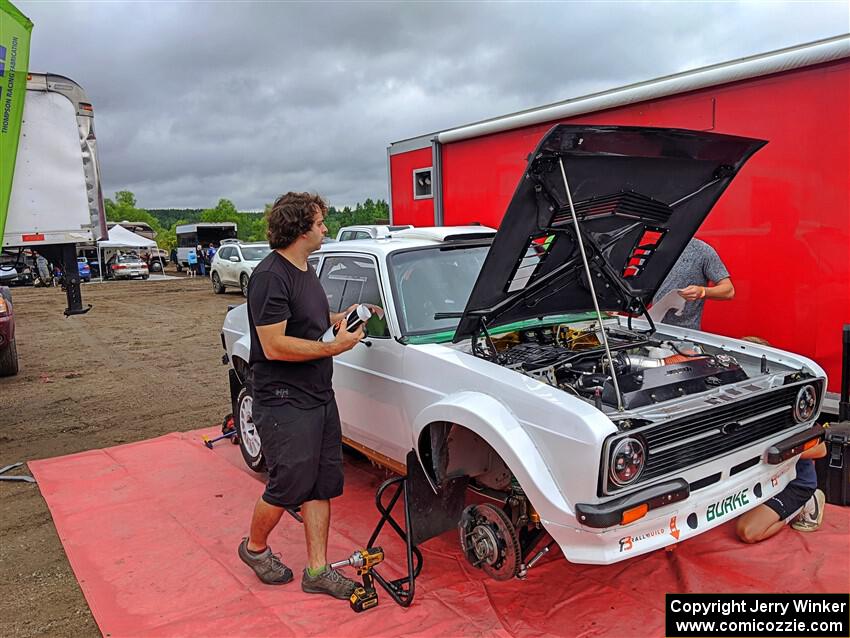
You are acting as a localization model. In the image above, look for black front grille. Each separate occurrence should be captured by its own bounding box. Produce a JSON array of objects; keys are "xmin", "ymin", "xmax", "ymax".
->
[{"xmin": 605, "ymin": 379, "xmax": 822, "ymax": 493}]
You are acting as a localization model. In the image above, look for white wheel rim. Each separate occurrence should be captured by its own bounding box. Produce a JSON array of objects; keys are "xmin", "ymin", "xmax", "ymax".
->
[{"xmin": 239, "ymin": 395, "xmax": 262, "ymax": 458}]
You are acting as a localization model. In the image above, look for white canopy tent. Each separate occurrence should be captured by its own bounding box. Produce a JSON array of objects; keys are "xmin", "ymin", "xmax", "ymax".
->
[{"xmin": 96, "ymin": 225, "xmax": 165, "ymax": 280}]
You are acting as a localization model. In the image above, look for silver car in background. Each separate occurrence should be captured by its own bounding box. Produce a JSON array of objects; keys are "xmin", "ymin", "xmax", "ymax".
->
[{"xmin": 210, "ymin": 242, "xmax": 272, "ymax": 297}]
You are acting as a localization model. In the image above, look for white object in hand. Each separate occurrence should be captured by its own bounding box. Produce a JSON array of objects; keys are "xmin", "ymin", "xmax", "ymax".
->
[
  {"xmin": 648, "ymin": 290, "xmax": 687, "ymax": 323},
  {"xmin": 321, "ymin": 304, "xmax": 372, "ymax": 343}
]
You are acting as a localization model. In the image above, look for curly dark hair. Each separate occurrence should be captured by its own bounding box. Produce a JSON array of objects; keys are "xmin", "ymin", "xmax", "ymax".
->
[{"xmin": 266, "ymin": 192, "xmax": 328, "ymax": 249}]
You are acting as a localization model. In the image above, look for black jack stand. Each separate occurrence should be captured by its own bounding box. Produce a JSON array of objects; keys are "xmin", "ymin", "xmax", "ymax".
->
[{"xmin": 365, "ymin": 450, "xmax": 467, "ymax": 607}]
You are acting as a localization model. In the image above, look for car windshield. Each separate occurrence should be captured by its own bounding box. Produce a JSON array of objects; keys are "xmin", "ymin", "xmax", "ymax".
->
[
  {"xmin": 389, "ymin": 245, "xmax": 489, "ymax": 335},
  {"xmin": 240, "ymin": 246, "xmax": 271, "ymax": 261}
]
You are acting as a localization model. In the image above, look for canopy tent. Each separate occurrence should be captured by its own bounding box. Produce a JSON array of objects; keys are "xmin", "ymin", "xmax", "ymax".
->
[{"xmin": 95, "ymin": 225, "xmax": 165, "ymax": 280}]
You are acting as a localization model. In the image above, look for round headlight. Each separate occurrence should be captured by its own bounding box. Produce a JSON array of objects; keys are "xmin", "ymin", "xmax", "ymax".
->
[
  {"xmin": 610, "ymin": 437, "xmax": 645, "ymax": 487},
  {"xmin": 793, "ymin": 385, "xmax": 817, "ymax": 423}
]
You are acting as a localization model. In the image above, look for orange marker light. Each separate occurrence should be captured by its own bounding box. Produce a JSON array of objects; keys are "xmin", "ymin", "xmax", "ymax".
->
[
  {"xmin": 621, "ymin": 503, "xmax": 649, "ymax": 525},
  {"xmin": 802, "ymin": 437, "xmax": 821, "ymax": 451}
]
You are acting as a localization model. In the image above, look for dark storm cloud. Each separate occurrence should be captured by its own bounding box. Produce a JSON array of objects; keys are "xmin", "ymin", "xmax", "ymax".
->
[{"xmin": 18, "ymin": 1, "xmax": 848, "ymax": 210}]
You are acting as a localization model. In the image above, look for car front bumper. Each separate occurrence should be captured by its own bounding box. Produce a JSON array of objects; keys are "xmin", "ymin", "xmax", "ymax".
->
[{"xmin": 544, "ymin": 455, "xmax": 798, "ymax": 564}]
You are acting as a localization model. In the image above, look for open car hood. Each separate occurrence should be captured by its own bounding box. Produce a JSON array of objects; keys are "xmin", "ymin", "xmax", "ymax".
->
[{"xmin": 453, "ymin": 125, "xmax": 765, "ymax": 342}]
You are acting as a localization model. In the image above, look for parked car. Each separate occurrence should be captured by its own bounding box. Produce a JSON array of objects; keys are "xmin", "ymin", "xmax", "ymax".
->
[
  {"xmin": 0, "ymin": 251, "xmax": 34, "ymax": 287},
  {"xmin": 336, "ymin": 224, "xmax": 413, "ymax": 241},
  {"xmin": 77, "ymin": 257, "xmax": 92, "ymax": 283},
  {"xmin": 221, "ymin": 126, "xmax": 826, "ymax": 575},
  {"xmin": 0, "ymin": 286, "xmax": 18, "ymax": 376},
  {"xmin": 107, "ymin": 253, "xmax": 149, "ymax": 280},
  {"xmin": 210, "ymin": 242, "xmax": 272, "ymax": 297}
]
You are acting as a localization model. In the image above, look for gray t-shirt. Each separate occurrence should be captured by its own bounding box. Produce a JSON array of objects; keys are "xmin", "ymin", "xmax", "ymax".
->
[{"xmin": 652, "ymin": 238, "xmax": 729, "ymax": 330}]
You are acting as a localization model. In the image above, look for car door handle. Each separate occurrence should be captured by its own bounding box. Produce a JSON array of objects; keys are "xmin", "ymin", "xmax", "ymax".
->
[{"xmin": 360, "ymin": 339, "xmax": 372, "ymax": 348}]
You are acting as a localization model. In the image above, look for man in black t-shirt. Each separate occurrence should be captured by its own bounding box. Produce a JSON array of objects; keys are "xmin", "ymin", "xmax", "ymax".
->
[{"xmin": 237, "ymin": 192, "xmax": 363, "ymax": 599}]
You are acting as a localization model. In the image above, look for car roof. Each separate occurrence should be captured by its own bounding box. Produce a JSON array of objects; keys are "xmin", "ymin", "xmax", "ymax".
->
[{"xmin": 318, "ymin": 226, "xmax": 496, "ymax": 258}]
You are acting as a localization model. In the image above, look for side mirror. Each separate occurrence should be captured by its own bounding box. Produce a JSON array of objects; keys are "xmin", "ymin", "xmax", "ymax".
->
[{"xmin": 229, "ymin": 255, "xmax": 240, "ymax": 263}]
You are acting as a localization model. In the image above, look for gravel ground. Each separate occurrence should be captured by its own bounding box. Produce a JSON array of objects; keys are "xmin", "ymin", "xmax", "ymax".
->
[{"xmin": 0, "ymin": 274, "xmax": 243, "ymax": 636}]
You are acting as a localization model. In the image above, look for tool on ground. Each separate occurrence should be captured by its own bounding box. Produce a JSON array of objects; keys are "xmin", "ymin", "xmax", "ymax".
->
[
  {"xmin": 202, "ymin": 430, "xmax": 237, "ymax": 449},
  {"xmin": 0, "ymin": 462, "xmax": 36, "ymax": 483},
  {"xmin": 330, "ymin": 547, "xmax": 384, "ymax": 612}
]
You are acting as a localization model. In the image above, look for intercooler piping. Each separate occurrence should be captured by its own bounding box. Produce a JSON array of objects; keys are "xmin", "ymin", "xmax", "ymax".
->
[{"xmin": 558, "ymin": 157, "xmax": 624, "ymax": 411}]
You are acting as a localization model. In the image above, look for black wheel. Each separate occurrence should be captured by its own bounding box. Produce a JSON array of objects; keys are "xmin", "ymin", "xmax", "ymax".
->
[
  {"xmin": 240, "ymin": 273, "xmax": 249, "ymax": 298},
  {"xmin": 176, "ymin": 264, "xmax": 183, "ymax": 272},
  {"xmin": 0, "ymin": 339, "xmax": 18, "ymax": 377},
  {"xmin": 212, "ymin": 272, "xmax": 226, "ymax": 294},
  {"xmin": 142, "ymin": 275, "xmax": 149, "ymax": 280},
  {"xmin": 236, "ymin": 386, "xmax": 265, "ymax": 472}
]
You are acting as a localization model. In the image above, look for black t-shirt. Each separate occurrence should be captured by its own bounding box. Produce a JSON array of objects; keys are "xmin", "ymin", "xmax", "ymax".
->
[{"xmin": 247, "ymin": 251, "xmax": 332, "ymax": 408}]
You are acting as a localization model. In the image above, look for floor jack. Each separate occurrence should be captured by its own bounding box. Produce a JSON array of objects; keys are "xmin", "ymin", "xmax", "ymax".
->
[{"xmin": 202, "ymin": 413, "xmax": 240, "ymax": 449}]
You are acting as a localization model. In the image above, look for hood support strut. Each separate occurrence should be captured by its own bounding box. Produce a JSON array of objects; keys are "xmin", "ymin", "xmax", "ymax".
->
[{"xmin": 557, "ymin": 157, "xmax": 624, "ymax": 412}]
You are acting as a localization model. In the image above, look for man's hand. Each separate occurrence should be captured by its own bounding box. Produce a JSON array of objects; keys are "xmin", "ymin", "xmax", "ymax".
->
[
  {"xmin": 330, "ymin": 303, "xmax": 359, "ymax": 327},
  {"xmin": 678, "ymin": 285, "xmax": 705, "ymax": 302},
  {"xmin": 677, "ymin": 278, "xmax": 735, "ymax": 302},
  {"xmin": 331, "ymin": 321, "xmax": 365, "ymax": 354}
]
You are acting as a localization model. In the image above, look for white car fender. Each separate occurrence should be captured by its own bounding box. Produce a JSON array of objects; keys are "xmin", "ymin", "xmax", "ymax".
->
[
  {"xmin": 412, "ymin": 391, "xmax": 572, "ymax": 520},
  {"xmin": 231, "ymin": 334, "xmax": 251, "ymax": 368}
]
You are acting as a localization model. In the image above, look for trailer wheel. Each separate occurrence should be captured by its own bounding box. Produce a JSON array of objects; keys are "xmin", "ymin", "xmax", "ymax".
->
[
  {"xmin": 237, "ymin": 386, "xmax": 265, "ymax": 472},
  {"xmin": 0, "ymin": 339, "xmax": 19, "ymax": 377}
]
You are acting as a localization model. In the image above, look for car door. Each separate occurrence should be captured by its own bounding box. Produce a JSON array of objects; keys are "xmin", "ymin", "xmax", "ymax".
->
[
  {"xmin": 215, "ymin": 246, "xmax": 231, "ymax": 283},
  {"xmin": 318, "ymin": 253, "xmax": 410, "ymax": 464}
]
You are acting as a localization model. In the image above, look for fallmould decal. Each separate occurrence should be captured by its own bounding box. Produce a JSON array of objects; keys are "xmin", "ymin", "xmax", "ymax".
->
[
  {"xmin": 618, "ymin": 527, "xmax": 666, "ymax": 552},
  {"xmin": 706, "ymin": 488, "xmax": 750, "ymax": 522}
]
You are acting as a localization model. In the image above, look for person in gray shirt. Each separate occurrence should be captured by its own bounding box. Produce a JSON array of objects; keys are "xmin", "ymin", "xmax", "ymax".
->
[{"xmin": 652, "ymin": 238, "xmax": 735, "ymax": 330}]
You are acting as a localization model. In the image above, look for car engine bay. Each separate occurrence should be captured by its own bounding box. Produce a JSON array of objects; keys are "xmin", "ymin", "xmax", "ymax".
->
[{"xmin": 465, "ymin": 320, "xmax": 780, "ymax": 411}]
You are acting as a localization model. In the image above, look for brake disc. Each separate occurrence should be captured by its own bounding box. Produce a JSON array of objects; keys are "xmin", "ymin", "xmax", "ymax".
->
[{"xmin": 459, "ymin": 503, "xmax": 521, "ymax": 581}]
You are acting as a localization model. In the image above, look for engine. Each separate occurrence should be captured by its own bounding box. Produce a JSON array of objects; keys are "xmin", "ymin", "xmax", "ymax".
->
[{"xmin": 483, "ymin": 323, "xmax": 748, "ymax": 410}]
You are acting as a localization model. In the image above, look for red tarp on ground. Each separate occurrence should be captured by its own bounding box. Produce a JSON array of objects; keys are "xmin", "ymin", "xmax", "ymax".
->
[{"xmin": 30, "ymin": 428, "xmax": 849, "ymax": 637}]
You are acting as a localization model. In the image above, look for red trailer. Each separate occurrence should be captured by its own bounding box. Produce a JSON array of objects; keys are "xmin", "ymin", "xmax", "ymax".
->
[{"xmin": 387, "ymin": 34, "xmax": 850, "ymax": 409}]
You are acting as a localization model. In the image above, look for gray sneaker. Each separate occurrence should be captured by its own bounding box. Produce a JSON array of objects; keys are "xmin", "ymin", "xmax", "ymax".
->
[
  {"xmin": 791, "ymin": 489, "xmax": 826, "ymax": 532},
  {"xmin": 301, "ymin": 566, "xmax": 359, "ymax": 600},
  {"xmin": 238, "ymin": 538, "xmax": 293, "ymax": 585}
]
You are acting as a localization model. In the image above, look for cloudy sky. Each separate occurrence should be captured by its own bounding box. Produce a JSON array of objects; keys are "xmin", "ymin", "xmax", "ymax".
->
[{"xmin": 18, "ymin": 1, "xmax": 848, "ymax": 211}]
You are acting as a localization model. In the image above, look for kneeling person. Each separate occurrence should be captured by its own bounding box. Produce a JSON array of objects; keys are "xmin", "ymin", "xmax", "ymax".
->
[
  {"xmin": 238, "ymin": 192, "xmax": 364, "ymax": 599},
  {"xmin": 736, "ymin": 442, "xmax": 827, "ymax": 544}
]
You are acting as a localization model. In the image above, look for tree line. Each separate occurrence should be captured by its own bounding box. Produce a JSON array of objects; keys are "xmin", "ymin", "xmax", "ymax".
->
[{"xmin": 104, "ymin": 191, "xmax": 391, "ymax": 252}]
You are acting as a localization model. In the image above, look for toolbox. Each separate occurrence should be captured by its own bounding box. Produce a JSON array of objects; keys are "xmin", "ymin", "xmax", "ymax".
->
[{"xmin": 815, "ymin": 422, "xmax": 850, "ymax": 506}]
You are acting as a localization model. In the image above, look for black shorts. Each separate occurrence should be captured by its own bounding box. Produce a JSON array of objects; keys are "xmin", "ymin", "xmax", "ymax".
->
[
  {"xmin": 764, "ymin": 481, "xmax": 814, "ymax": 521},
  {"xmin": 253, "ymin": 398, "xmax": 344, "ymax": 508}
]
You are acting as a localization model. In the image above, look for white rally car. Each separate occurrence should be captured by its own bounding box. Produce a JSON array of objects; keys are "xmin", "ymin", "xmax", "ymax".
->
[{"xmin": 221, "ymin": 125, "xmax": 826, "ymax": 577}]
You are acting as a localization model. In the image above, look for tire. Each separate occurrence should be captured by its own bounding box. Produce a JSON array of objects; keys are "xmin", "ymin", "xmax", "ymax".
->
[
  {"xmin": 142, "ymin": 275, "xmax": 149, "ymax": 280},
  {"xmin": 237, "ymin": 386, "xmax": 265, "ymax": 472},
  {"xmin": 240, "ymin": 274, "xmax": 250, "ymax": 298},
  {"xmin": 212, "ymin": 272, "xmax": 226, "ymax": 294},
  {"xmin": 0, "ymin": 339, "xmax": 19, "ymax": 376}
]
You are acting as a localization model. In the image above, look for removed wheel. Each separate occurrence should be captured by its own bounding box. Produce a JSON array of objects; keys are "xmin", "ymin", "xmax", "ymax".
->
[
  {"xmin": 236, "ymin": 386, "xmax": 265, "ymax": 472},
  {"xmin": 459, "ymin": 503, "xmax": 521, "ymax": 580},
  {"xmin": 212, "ymin": 272, "xmax": 226, "ymax": 294},
  {"xmin": 240, "ymin": 273, "xmax": 249, "ymax": 298}
]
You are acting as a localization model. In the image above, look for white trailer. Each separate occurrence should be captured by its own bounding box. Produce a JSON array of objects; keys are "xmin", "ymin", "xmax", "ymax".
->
[
  {"xmin": 3, "ymin": 72, "xmax": 107, "ymax": 314},
  {"xmin": 175, "ymin": 222, "xmax": 237, "ymax": 269}
]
